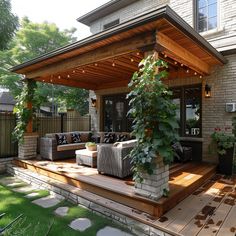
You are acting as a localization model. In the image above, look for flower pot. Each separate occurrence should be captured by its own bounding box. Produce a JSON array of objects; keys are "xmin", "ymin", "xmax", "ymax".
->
[
  {"xmin": 218, "ymin": 146, "xmax": 234, "ymax": 175},
  {"xmin": 86, "ymin": 145, "xmax": 97, "ymax": 151}
]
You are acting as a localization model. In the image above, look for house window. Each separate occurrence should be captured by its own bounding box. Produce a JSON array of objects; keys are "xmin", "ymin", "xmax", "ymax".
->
[
  {"xmin": 103, "ymin": 19, "xmax": 120, "ymax": 30},
  {"xmin": 196, "ymin": 0, "xmax": 218, "ymax": 32},
  {"xmin": 171, "ymin": 85, "xmax": 202, "ymax": 137},
  {"xmin": 103, "ymin": 94, "xmax": 132, "ymax": 132}
]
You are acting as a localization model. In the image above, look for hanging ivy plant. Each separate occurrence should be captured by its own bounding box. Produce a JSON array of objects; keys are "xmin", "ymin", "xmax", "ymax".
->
[
  {"xmin": 127, "ymin": 55, "xmax": 179, "ymax": 182},
  {"xmin": 13, "ymin": 79, "xmax": 37, "ymax": 143}
]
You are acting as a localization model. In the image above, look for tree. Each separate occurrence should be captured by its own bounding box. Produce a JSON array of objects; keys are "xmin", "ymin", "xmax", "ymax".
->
[
  {"xmin": 0, "ymin": 17, "xmax": 89, "ymax": 115},
  {"xmin": 0, "ymin": 0, "xmax": 18, "ymax": 50}
]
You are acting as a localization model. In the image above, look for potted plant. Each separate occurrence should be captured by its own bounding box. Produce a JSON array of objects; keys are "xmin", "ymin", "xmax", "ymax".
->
[
  {"xmin": 210, "ymin": 129, "xmax": 235, "ymax": 175},
  {"xmin": 85, "ymin": 142, "xmax": 97, "ymax": 151}
]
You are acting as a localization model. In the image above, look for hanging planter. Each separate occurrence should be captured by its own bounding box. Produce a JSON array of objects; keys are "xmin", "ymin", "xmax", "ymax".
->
[{"xmin": 127, "ymin": 54, "xmax": 179, "ymax": 199}]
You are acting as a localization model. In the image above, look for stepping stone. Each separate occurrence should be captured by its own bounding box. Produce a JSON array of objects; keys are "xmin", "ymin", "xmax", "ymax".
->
[
  {"xmin": 12, "ymin": 185, "xmax": 37, "ymax": 193},
  {"xmin": 96, "ymin": 226, "xmax": 133, "ymax": 236},
  {"xmin": 0, "ymin": 177, "xmax": 22, "ymax": 186},
  {"xmin": 25, "ymin": 192, "xmax": 40, "ymax": 198},
  {"xmin": 54, "ymin": 207, "xmax": 69, "ymax": 217},
  {"xmin": 32, "ymin": 195, "xmax": 63, "ymax": 208},
  {"xmin": 69, "ymin": 218, "xmax": 91, "ymax": 231},
  {"xmin": 7, "ymin": 182, "xmax": 24, "ymax": 187}
]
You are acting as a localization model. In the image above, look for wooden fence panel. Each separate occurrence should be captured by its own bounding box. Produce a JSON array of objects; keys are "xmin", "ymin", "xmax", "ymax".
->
[{"xmin": 0, "ymin": 113, "xmax": 18, "ymax": 158}]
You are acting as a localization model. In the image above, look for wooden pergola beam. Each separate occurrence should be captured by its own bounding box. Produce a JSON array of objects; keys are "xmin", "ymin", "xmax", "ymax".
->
[
  {"xmin": 26, "ymin": 32, "xmax": 155, "ymax": 79},
  {"xmin": 156, "ymin": 32, "xmax": 211, "ymax": 75},
  {"xmin": 35, "ymin": 77, "xmax": 97, "ymax": 90}
]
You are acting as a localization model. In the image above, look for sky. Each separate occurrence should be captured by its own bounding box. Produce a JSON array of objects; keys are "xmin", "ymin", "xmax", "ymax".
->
[{"xmin": 11, "ymin": 0, "xmax": 110, "ymax": 39}]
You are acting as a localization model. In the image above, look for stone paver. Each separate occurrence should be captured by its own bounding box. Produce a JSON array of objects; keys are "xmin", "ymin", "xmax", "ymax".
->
[
  {"xmin": 0, "ymin": 177, "xmax": 22, "ymax": 186},
  {"xmin": 96, "ymin": 226, "xmax": 133, "ymax": 236},
  {"xmin": 7, "ymin": 182, "xmax": 24, "ymax": 187},
  {"xmin": 69, "ymin": 218, "xmax": 92, "ymax": 231},
  {"xmin": 25, "ymin": 192, "xmax": 40, "ymax": 198},
  {"xmin": 54, "ymin": 206, "xmax": 69, "ymax": 217},
  {"xmin": 32, "ymin": 195, "xmax": 64, "ymax": 208},
  {"xmin": 12, "ymin": 185, "xmax": 37, "ymax": 193}
]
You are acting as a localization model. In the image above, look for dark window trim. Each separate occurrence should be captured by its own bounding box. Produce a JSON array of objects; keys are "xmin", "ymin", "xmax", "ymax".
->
[
  {"xmin": 103, "ymin": 19, "xmax": 120, "ymax": 30},
  {"xmin": 170, "ymin": 84, "xmax": 202, "ymax": 138},
  {"xmin": 102, "ymin": 93, "xmax": 130, "ymax": 132}
]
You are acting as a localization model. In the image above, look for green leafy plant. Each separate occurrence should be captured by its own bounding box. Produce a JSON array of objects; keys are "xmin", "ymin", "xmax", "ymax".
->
[
  {"xmin": 232, "ymin": 116, "xmax": 236, "ymax": 138},
  {"xmin": 13, "ymin": 79, "xmax": 37, "ymax": 143},
  {"xmin": 85, "ymin": 142, "xmax": 96, "ymax": 147},
  {"xmin": 210, "ymin": 131, "xmax": 235, "ymax": 155},
  {"xmin": 127, "ymin": 55, "xmax": 179, "ymax": 182}
]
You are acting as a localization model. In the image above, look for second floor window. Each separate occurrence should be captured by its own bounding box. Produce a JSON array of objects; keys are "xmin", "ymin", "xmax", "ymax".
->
[{"xmin": 196, "ymin": 0, "xmax": 218, "ymax": 32}]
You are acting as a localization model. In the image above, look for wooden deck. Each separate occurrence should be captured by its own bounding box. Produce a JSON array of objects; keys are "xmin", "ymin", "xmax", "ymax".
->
[{"xmin": 14, "ymin": 159, "xmax": 216, "ymax": 218}]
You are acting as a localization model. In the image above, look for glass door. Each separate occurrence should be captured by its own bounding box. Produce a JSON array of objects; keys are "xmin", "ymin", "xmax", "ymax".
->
[{"xmin": 103, "ymin": 94, "xmax": 131, "ymax": 132}]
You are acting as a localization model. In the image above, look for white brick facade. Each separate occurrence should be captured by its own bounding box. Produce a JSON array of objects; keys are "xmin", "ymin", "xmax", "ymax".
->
[{"xmin": 90, "ymin": 0, "xmax": 169, "ymax": 34}]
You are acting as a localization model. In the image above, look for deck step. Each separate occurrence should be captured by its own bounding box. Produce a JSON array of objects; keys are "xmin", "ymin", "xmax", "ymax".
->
[{"xmin": 7, "ymin": 164, "xmax": 181, "ymax": 236}]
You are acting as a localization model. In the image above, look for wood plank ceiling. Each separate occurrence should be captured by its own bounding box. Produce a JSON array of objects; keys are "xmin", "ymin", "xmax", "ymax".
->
[{"xmin": 12, "ymin": 12, "xmax": 225, "ymax": 91}]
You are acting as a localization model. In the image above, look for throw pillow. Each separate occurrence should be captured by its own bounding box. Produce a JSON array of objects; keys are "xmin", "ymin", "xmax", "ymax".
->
[
  {"xmin": 116, "ymin": 134, "xmax": 128, "ymax": 142},
  {"xmin": 55, "ymin": 134, "xmax": 68, "ymax": 145},
  {"xmin": 103, "ymin": 133, "xmax": 115, "ymax": 143},
  {"xmin": 71, "ymin": 132, "xmax": 82, "ymax": 143}
]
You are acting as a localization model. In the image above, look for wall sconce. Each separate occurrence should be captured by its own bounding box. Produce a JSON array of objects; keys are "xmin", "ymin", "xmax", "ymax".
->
[
  {"xmin": 91, "ymin": 98, "xmax": 97, "ymax": 107},
  {"xmin": 204, "ymin": 84, "xmax": 211, "ymax": 98}
]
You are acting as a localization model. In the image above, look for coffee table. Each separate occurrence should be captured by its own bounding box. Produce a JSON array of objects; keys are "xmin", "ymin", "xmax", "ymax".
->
[{"xmin": 75, "ymin": 149, "xmax": 97, "ymax": 168}]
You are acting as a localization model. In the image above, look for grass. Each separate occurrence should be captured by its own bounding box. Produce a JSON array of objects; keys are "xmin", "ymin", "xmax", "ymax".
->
[{"xmin": 0, "ymin": 176, "xmax": 130, "ymax": 236}]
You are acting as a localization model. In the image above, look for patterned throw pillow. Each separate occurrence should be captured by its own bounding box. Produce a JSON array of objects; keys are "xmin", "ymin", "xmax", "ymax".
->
[
  {"xmin": 116, "ymin": 134, "xmax": 128, "ymax": 142},
  {"xmin": 55, "ymin": 134, "xmax": 68, "ymax": 145},
  {"xmin": 103, "ymin": 133, "xmax": 115, "ymax": 143},
  {"xmin": 71, "ymin": 132, "xmax": 82, "ymax": 143}
]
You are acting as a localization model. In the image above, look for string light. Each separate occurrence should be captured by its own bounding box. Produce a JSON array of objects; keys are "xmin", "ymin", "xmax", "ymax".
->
[
  {"xmin": 82, "ymin": 69, "xmax": 85, "ymax": 73},
  {"xmin": 72, "ymin": 70, "xmax": 76, "ymax": 73},
  {"xmin": 164, "ymin": 54, "xmax": 168, "ymax": 58},
  {"xmin": 130, "ymin": 57, "xmax": 134, "ymax": 62},
  {"xmin": 186, "ymin": 69, "xmax": 189, "ymax": 73},
  {"xmin": 42, "ymin": 79, "xmax": 45, "ymax": 82},
  {"xmin": 58, "ymin": 75, "xmax": 61, "ymax": 79},
  {"xmin": 67, "ymin": 74, "xmax": 70, "ymax": 78},
  {"xmin": 50, "ymin": 79, "xmax": 53, "ymax": 82},
  {"xmin": 94, "ymin": 63, "xmax": 98, "ymax": 66},
  {"xmin": 194, "ymin": 72, "xmax": 197, "ymax": 75},
  {"xmin": 174, "ymin": 61, "xmax": 178, "ymax": 65},
  {"xmin": 136, "ymin": 52, "xmax": 140, "ymax": 56},
  {"xmin": 112, "ymin": 62, "xmax": 115, "ymax": 67},
  {"xmin": 199, "ymin": 75, "xmax": 203, "ymax": 79},
  {"xmin": 181, "ymin": 63, "xmax": 184, "ymax": 67}
]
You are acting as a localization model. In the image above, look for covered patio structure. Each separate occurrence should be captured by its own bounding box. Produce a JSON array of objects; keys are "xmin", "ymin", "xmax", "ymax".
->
[{"xmin": 11, "ymin": 4, "xmax": 228, "ymax": 229}]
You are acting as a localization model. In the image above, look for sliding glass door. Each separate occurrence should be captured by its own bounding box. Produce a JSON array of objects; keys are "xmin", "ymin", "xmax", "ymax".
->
[{"xmin": 103, "ymin": 94, "xmax": 132, "ymax": 132}]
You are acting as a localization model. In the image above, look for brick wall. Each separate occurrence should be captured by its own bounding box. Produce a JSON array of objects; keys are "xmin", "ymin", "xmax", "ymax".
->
[
  {"xmin": 89, "ymin": 0, "xmax": 236, "ymax": 52},
  {"xmin": 90, "ymin": 0, "xmax": 169, "ymax": 34},
  {"xmin": 0, "ymin": 157, "xmax": 13, "ymax": 173}
]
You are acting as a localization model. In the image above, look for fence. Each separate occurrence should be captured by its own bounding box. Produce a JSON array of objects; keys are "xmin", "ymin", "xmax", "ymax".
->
[
  {"xmin": 0, "ymin": 113, "xmax": 17, "ymax": 158},
  {"xmin": 0, "ymin": 111, "xmax": 90, "ymax": 158}
]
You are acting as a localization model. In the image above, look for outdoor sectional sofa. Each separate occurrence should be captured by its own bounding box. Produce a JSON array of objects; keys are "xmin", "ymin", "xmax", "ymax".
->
[
  {"xmin": 40, "ymin": 131, "xmax": 134, "ymax": 159},
  {"xmin": 40, "ymin": 131, "xmax": 136, "ymax": 178}
]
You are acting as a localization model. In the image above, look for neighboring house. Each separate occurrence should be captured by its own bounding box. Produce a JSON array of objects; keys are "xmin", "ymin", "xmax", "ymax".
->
[
  {"xmin": 0, "ymin": 91, "xmax": 16, "ymax": 112},
  {"xmin": 11, "ymin": 0, "xmax": 235, "ymax": 166}
]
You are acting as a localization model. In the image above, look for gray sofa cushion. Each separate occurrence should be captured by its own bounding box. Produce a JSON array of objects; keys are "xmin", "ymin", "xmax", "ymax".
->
[{"xmin": 57, "ymin": 143, "xmax": 85, "ymax": 152}]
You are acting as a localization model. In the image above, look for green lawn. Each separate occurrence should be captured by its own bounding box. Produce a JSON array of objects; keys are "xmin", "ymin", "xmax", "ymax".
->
[{"xmin": 0, "ymin": 176, "xmax": 128, "ymax": 236}]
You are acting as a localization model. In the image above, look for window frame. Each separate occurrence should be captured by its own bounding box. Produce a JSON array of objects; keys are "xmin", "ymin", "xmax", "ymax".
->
[
  {"xmin": 194, "ymin": 0, "xmax": 219, "ymax": 33},
  {"xmin": 171, "ymin": 84, "xmax": 202, "ymax": 138},
  {"xmin": 103, "ymin": 19, "xmax": 120, "ymax": 30}
]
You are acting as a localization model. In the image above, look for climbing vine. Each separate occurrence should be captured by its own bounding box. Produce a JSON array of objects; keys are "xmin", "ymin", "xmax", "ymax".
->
[
  {"xmin": 13, "ymin": 79, "xmax": 37, "ymax": 143},
  {"xmin": 127, "ymin": 55, "xmax": 179, "ymax": 182}
]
